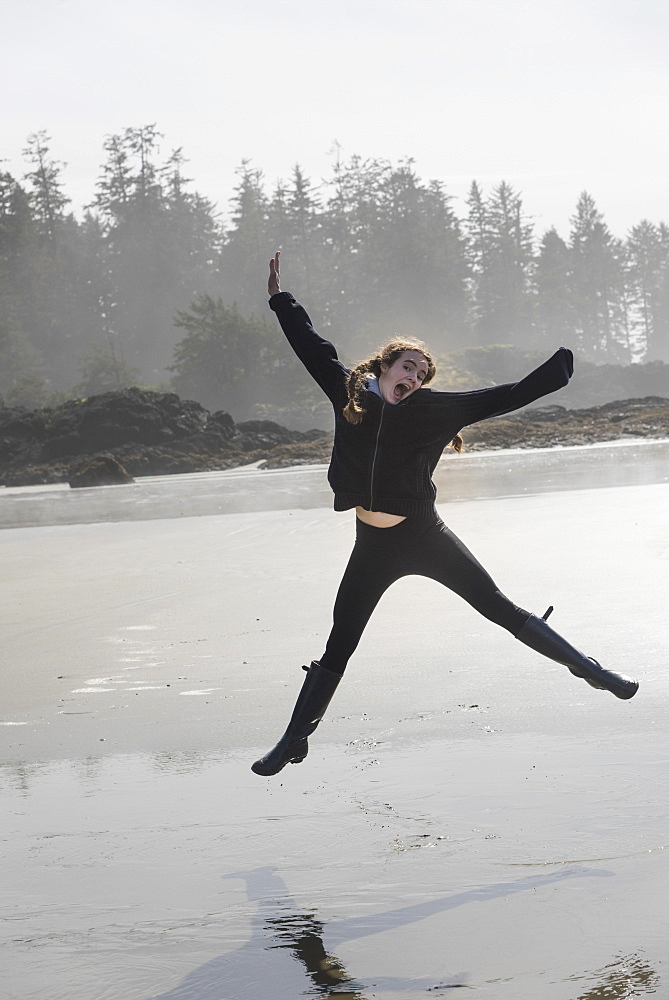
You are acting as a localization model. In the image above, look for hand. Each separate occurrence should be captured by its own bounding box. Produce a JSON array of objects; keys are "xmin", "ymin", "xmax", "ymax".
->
[{"xmin": 268, "ymin": 250, "xmax": 281, "ymax": 297}]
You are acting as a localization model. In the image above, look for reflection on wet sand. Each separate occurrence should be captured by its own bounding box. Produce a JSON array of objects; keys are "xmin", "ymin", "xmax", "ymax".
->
[
  {"xmin": 265, "ymin": 911, "xmax": 368, "ymax": 998},
  {"xmin": 151, "ymin": 865, "xmax": 616, "ymax": 998},
  {"xmin": 571, "ymin": 952, "xmax": 660, "ymax": 999}
]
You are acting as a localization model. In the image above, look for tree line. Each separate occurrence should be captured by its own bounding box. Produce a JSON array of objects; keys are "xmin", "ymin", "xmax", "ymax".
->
[{"xmin": 1, "ymin": 126, "xmax": 668, "ymax": 418}]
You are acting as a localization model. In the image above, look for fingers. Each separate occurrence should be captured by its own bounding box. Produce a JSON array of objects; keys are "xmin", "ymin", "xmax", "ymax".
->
[{"xmin": 268, "ymin": 250, "xmax": 281, "ymax": 296}]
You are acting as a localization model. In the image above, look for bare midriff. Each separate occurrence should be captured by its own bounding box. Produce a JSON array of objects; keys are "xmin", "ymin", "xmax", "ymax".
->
[{"xmin": 355, "ymin": 506, "xmax": 407, "ymax": 528}]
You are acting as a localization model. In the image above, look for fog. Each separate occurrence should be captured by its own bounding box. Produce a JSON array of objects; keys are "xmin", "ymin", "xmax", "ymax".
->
[
  {"xmin": 1, "ymin": 0, "xmax": 668, "ymax": 418},
  {"xmin": 4, "ymin": 0, "xmax": 669, "ymax": 232}
]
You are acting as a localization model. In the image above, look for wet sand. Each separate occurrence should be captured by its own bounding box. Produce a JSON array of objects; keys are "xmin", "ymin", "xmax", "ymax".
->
[{"xmin": 1, "ymin": 455, "xmax": 668, "ymax": 998}]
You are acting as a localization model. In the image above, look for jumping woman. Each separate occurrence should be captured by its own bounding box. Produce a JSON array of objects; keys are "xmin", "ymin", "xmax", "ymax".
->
[{"xmin": 252, "ymin": 251, "xmax": 638, "ymax": 777}]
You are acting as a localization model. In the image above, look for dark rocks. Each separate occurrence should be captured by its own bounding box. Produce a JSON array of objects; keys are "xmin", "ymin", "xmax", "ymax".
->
[
  {"xmin": 0, "ymin": 388, "xmax": 330, "ymax": 486},
  {"xmin": 0, "ymin": 405, "xmax": 47, "ymax": 468},
  {"xmin": 69, "ymin": 456, "xmax": 135, "ymax": 488},
  {"xmin": 520, "ymin": 405, "xmax": 568, "ymax": 422},
  {"xmin": 208, "ymin": 410, "xmax": 236, "ymax": 438},
  {"xmin": 261, "ymin": 439, "xmax": 333, "ymax": 469},
  {"xmin": 233, "ymin": 419, "xmax": 317, "ymax": 453},
  {"xmin": 40, "ymin": 388, "xmax": 210, "ymax": 460},
  {"xmin": 461, "ymin": 396, "xmax": 669, "ymax": 451}
]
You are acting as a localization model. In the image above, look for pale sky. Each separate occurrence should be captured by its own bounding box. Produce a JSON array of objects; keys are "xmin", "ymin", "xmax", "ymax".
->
[{"xmin": 3, "ymin": 0, "xmax": 668, "ymax": 237}]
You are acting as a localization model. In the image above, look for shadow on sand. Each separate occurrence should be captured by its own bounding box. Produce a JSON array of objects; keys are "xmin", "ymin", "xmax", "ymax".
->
[{"xmin": 147, "ymin": 864, "xmax": 656, "ymax": 999}]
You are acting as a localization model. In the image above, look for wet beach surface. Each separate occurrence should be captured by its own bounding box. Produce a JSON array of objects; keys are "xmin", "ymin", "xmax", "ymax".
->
[
  {"xmin": 2, "ymin": 437, "xmax": 668, "ymax": 530},
  {"xmin": 1, "ymin": 442, "xmax": 668, "ymax": 998}
]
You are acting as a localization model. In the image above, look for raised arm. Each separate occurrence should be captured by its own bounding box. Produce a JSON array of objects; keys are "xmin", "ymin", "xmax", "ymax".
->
[{"xmin": 267, "ymin": 251, "xmax": 349, "ymax": 404}]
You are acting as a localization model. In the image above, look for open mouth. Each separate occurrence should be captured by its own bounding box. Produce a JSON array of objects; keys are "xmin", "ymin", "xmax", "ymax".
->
[{"xmin": 393, "ymin": 383, "xmax": 411, "ymax": 402}]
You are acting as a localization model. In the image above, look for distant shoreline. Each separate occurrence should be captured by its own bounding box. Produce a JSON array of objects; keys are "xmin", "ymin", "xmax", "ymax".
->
[
  {"xmin": 2, "ymin": 437, "xmax": 668, "ymax": 530},
  {"xmin": 2, "ymin": 392, "xmax": 668, "ymax": 487},
  {"xmin": 3, "ymin": 434, "xmax": 668, "ymax": 493}
]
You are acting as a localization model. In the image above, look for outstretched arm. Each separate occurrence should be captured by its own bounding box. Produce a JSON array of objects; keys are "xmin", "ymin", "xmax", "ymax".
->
[
  {"xmin": 452, "ymin": 348, "xmax": 574, "ymax": 426},
  {"xmin": 266, "ymin": 251, "xmax": 349, "ymax": 403},
  {"xmin": 268, "ymin": 250, "xmax": 281, "ymax": 297}
]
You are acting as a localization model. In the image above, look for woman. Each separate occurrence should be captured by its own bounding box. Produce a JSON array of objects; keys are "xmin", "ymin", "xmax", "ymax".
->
[{"xmin": 252, "ymin": 252, "xmax": 638, "ymax": 777}]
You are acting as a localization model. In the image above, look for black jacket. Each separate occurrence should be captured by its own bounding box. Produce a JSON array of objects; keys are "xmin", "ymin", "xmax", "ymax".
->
[{"xmin": 270, "ymin": 292, "xmax": 574, "ymax": 518}]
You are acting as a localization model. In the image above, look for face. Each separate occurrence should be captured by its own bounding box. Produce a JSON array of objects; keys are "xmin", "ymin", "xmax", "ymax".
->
[{"xmin": 378, "ymin": 350, "xmax": 429, "ymax": 404}]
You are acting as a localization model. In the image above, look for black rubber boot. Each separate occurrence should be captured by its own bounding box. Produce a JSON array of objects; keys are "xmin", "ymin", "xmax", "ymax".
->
[
  {"xmin": 516, "ymin": 613, "xmax": 639, "ymax": 700},
  {"xmin": 251, "ymin": 661, "xmax": 342, "ymax": 776}
]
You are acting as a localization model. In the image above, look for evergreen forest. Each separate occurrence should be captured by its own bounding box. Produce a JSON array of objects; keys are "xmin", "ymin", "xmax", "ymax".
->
[{"xmin": 2, "ymin": 126, "xmax": 668, "ymax": 426}]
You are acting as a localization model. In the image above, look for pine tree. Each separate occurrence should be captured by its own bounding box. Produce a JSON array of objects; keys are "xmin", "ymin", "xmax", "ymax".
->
[
  {"xmin": 20, "ymin": 134, "xmax": 72, "ymax": 378},
  {"xmin": 370, "ymin": 162, "xmax": 469, "ymax": 351},
  {"xmin": 464, "ymin": 180, "xmax": 490, "ymax": 336},
  {"xmin": 14, "ymin": 136, "xmax": 105, "ymax": 391},
  {"xmin": 534, "ymin": 227, "xmax": 575, "ymax": 349},
  {"xmin": 0, "ymin": 172, "xmax": 34, "ymax": 348},
  {"xmin": 656, "ymin": 223, "xmax": 669, "ymax": 362},
  {"xmin": 624, "ymin": 219, "xmax": 669, "ymax": 360},
  {"xmin": 218, "ymin": 161, "xmax": 269, "ymax": 318},
  {"xmin": 285, "ymin": 165, "xmax": 322, "ymax": 301},
  {"xmin": 466, "ymin": 181, "xmax": 534, "ymax": 347},
  {"xmin": 22, "ymin": 131, "xmax": 70, "ymax": 244},
  {"xmin": 321, "ymin": 151, "xmax": 388, "ymax": 352},
  {"xmin": 423, "ymin": 178, "xmax": 471, "ymax": 347},
  {"xmin": 0, "ymin": 173, "xmax": 48, "ymax": 404},
  {"xmin": 569, "ymin": 191, "xmax": 628, "ymax": 361},
  {"xmin": 92, "ymin": 126, "xmax": 220, "ymax": 378}
]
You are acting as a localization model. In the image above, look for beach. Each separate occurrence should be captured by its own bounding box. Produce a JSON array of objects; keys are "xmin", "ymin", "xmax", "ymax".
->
[{"xmin": 2, "ymin": 442, "xmax": 668, "ymax": 999}]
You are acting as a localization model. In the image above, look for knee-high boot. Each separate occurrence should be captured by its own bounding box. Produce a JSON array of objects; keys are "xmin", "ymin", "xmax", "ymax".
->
[
  {"xmin": 251, "ymin": 661, "xmax": 342, "ymax": 776},
  {"xmin": 516, "ymin": 613, "xmax": 638, "ymax": 700}
]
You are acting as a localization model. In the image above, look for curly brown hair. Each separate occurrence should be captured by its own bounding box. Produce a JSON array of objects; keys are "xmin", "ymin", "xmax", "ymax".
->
[{"xmin": 342, "ymin": 340, "xmax": 462, "ymax": 452}]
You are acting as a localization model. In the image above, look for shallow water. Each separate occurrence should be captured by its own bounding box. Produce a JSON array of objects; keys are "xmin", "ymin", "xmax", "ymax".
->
[
  {"xmin": 2, "ymin": 438, "xmax": 668, "ymax": 529},
  {"xmin": 2, "ymin": 733, "xmax": 667, "ymax": 1000}
]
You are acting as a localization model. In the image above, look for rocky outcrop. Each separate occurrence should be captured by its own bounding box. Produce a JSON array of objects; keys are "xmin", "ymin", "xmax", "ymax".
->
[
  {"xmin": 1, "ymin": 390, "xmax": 668, "ymax": 487},
  {"xmin": 0, "ymin": 389, "xmax": 329, "ymax": 486},
  {"xmin": 460, "ymin": 396, "xmax": 669, "ymax": 451},
  {"xmin": 69, "ymin": 456, "xmax": 135, "ymax": 488}
]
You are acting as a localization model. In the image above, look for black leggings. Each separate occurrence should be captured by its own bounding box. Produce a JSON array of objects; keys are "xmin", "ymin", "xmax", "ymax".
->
[{"xmin": 319, "ymin": 513, "xmax": 531, "ymax": 675}]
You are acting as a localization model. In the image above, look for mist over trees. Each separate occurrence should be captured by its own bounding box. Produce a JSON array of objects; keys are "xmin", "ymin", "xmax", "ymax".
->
[{"xmin": 1, "ymin": 126, "xmax": 669, "ymax": 420}]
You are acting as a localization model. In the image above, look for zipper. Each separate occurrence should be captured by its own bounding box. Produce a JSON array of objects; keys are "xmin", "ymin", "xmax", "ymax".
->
[{"xmin": 368, "ymin": 401, "xmax": 385, "ymax": 511}]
